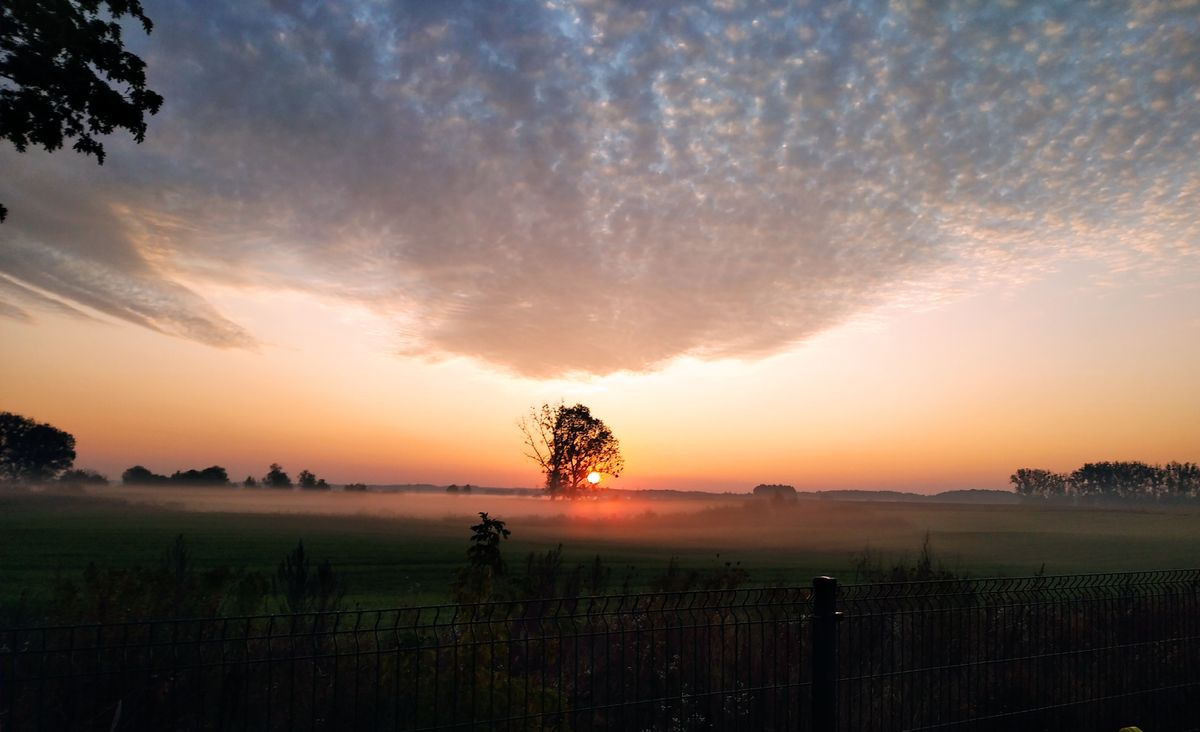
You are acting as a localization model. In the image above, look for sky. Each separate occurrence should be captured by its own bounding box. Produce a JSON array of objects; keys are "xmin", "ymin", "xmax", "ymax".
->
[{"xmin": 1, "ymin": 0, "xmax": 1198, "ymax": 493}]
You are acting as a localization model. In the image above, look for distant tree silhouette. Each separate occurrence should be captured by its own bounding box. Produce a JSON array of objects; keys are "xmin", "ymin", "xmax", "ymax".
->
[
  {"xmin": 519, "ymin": 402, "xmax": 624, "ymax": 498},
  {"xmin": 1163, "ymin": 462, "xmax": 1200, "ymax": 499},
  {"xmin": 0, "ymin": 412, "xmax": 75, "ymax": 483},
  {"xmin": 1072, "ymin": 461, "xmax": 1162, "ymax": 500},
  {"xmin": 294, "ymin": 469, "xmax": 328, "ymax": 490},
  {"xmin": 121, "ymin": 464, "xmax": 167, "ymax": 485},
  {"xmin": 1009, "ymin": 468, "xmax": 1068, "ymax": 498},
  {"xmin": 243, "ymin": 475, "xmax": 258, "ymax": 488},
  {"xmin": 59, "ymin": 468, "xmax": 108, "ymax": 485},
  {"xmin": 170, "ymin": 466, "xmax": 229, "ymax": 486},
  {"xmin": 1011, "ymin": 461, "xmax": 1200, "ymax": 501},
  {"xmin": 343, "ymin": 482, "xmax": 368, "ymax": 492},
  {"xmin": 753, "ymin": 483, "xmax": 797, "ymax": 500},
  {"xmin": 263, "ymin": 463, "xmax": 292, "ymax": 489},
  {"xmin": 0, "ymin": 0, "xmax": 163, "ymax": 221},
  {"xmin": 446, "ymin": 483, "xmax": 460, "ymax": 493}
]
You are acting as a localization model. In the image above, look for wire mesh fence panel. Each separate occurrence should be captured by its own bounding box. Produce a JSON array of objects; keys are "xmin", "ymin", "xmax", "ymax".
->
[
  {"xmin": 836, "ymin": 569, "xmax": 1200, "ymax": 731},
  {"xmin": 2, "ymin": 570, "xmax": 1198, "ymax": 730},
  {"xmin": 0, "ymin": 586, "xmax": 811, "ymax": 731}
]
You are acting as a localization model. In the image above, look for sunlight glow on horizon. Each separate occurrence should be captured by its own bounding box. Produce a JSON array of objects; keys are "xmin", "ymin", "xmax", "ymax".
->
[{"xmin": 2, "ymin": 260, "xmax": 1195, "ymax": 493}]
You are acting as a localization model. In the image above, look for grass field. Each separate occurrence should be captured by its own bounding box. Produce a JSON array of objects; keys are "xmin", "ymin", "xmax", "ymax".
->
[{"xmin": 4, "ymin": 487, "xmax": 1200, "ymax": 610}]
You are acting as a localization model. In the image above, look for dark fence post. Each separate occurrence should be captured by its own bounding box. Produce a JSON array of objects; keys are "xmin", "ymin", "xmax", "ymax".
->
[{"xmin": 812, "ymin": 576, "xmax": 839, "ymax": 731}]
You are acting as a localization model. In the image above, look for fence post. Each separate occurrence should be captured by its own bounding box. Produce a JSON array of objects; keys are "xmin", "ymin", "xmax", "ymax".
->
[{"xmin": 812, "ymin": 576, "xmax": 839, "ymax": 731}]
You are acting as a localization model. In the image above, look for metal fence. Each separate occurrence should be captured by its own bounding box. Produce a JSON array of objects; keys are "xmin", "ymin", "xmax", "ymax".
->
[
  {"xmin": 829, "ymin": 570, "xmax": 1200, "ymax": 731},
  {"xmin": 2, "ymin": 569, "xmax": 1198, "ymax": 731}
]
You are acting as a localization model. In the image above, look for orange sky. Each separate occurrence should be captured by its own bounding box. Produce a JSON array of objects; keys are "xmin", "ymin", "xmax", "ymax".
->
[{"xmin": 3, "ymin": 263, "xmax": 1196, "ymax": 493}]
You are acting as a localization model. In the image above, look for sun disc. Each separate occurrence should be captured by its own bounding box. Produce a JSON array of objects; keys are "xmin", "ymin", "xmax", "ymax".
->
[{"xmin": 587, "ymin": 471, "xmax": 602, "ymax": 485}]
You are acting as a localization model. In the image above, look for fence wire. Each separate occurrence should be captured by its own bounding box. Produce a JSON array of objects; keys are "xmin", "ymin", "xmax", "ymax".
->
[
  {"xmin": 2, "ymin": 570, "xmax": 1198, "ymax": 730},
  {"xmin": 1, "ymin": 586, "xmax": 810, "ymax": 731},
  {"xmin": 835, "ymin": 570, "xmax": 1200, "ymax": 731}
]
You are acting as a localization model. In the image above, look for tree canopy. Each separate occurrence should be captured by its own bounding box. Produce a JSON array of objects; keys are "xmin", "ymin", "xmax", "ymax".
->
[
  {"xmin": 519, "ymin": 402, "xmax": 624, "ymax": 497},
  {"xmin": 0, "ymin": 0, "xmax": 163, "ymax": 221},
  {"xmin": 1011, "ymin": 461, "xmax": 1200, "ymax": 501},
  {"xmin": 753, "ymin": 483, "xmax": 797, "ymax": 500},
  {"xmin": 59, "ymin": 468, "xmax": 108, "ymax": 485},
  {"xmin": 263, "ymin": 463, "xmax": 292, "ymax": 489},
  {"xmin": 122, "ymin": 464, "xmax": 166, "ymax": 485},
  {"xmin": 297, "ymin": 469, "xmax": 329, "ymax": 490},
  {"xmin": 0, "ymin": 411, "xmax": 76, "ymax": 483},
  {"xmin": 170, "ymin": 466, "xmax": 230, "ymax": 486}
]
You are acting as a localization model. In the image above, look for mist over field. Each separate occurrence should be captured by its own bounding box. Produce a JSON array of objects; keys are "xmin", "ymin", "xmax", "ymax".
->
[
  {"xmin": 7, "ymin": 485, "xmax": 1200, "ymax": 612},
  {"xmin": 94, "ymin": 485, "xmax": 738, "ymax": 521}
]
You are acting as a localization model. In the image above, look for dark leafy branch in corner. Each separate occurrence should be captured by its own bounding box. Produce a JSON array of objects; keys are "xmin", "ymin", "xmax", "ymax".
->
[
  {"xmin": 0, "ymin": 0, "xmax": 164, "ymax": 221},
  {"xmin": 0, "ymin": 411, "xmax": 76, "ymax": 483}
]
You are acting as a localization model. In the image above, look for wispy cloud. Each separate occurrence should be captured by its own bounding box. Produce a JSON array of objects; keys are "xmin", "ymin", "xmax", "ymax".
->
[{"xmin": 2, "ymin": 0, "xmax": 1197, "ymax": 374}]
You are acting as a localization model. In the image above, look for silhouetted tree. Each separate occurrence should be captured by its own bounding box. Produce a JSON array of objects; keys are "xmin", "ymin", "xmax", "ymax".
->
[
  {"xmin": 170, "ymin": 465, "xmax": 229, "ymax": 486},
  {"xmin": 59, "ymin": 468, "xmax": 108, "ymax": 485},
  {"xmin": 1009, "ymin": 468, "xmax": 1068, "ymax": 498},
  {"xmin": 0, "ymin": 0, "xmax": 163, "ymax": 221},
  {"xmin": 243, "ymin": 475, "xmax": 258, "ymax": 488},
  {"xmin": 1071, "ymin": 461, "xmax": 1159, "ymax": 500},
  {"xmin": 297, "ymin": 469, "xmax": 316, "ymax": 489},
  {"xmin": 1011, "ymin": 461, "xmax": 1200, "ymax": 501},
  {"xmin": 1163, "ymin": 462, "xmax": 1200, "ymax": 499},
  {"xmin": 0, "ymin": 412, "xmax": 75, "ymax": 483},
  {"xmin": 519, "ymin": 402, "xmax": 624, "ymax": 498},
  {"xmin": 753, "ymin": 483, "xmax": 797, "ymax": 500},
  {"xmin": 121, "ymin": 465, "xmax": 167, "ymax": 485},
  {"xmin": 342, "ymin": 482, "xmax": 368, "ymax": 492},
  {"xmin": 262, "ymin": 463, "xmax": 291, "ymax": 489}
]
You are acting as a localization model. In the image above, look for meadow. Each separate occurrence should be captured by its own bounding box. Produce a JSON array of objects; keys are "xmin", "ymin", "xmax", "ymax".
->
[{"xmin": 3, "ymin": 486, "xmax": 1200, "ymax": 611}]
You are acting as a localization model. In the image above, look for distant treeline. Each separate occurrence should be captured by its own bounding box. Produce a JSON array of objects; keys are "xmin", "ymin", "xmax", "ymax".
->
[
  {"xmin": 121, "ymin": 463, "xmax": 335, "ymax": 490},
  {"xmin": 1011, "ymin": 461, "xmax": 1200, "ymax": 500},
  {"xmin": 752, "ymin": 483, "xmax": 797, "ymax": 500}
]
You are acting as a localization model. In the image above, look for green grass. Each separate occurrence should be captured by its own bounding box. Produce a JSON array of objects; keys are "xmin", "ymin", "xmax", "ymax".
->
[{"xmin": 4, "ymin": 489, "xmax": 1200, "ymax": 610}]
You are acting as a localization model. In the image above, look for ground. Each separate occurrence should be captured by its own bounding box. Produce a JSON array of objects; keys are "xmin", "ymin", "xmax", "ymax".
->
[{"xmin": 3, "ymin": 487, "xmax": 1199, "ymax": 609}]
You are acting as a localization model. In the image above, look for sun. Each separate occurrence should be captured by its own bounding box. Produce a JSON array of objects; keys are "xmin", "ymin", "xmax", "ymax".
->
[{"xmin": 587, "ymin": 471, "xmax": 602, "ymax": 485}]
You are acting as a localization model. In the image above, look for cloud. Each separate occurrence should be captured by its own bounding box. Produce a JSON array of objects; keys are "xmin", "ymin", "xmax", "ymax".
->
[
  {"xmin": 0, "ymin": 274, "xmax": 97, "ymax": 323},
  {"xmin": 0, "ymin": 159, "xmax": 255, "ymax": 347},
  {"xmin": 1, "ymin": 0, "xmax": 1198, "ymax": 375}
]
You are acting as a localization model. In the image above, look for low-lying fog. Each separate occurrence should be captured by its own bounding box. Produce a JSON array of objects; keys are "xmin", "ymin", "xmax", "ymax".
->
[{"xmin": 87, "ymin": 485, "xmax": 742, "ymax": 521}]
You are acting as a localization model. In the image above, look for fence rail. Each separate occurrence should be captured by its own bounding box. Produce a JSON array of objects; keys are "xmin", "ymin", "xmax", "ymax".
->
[{"xmin": 3, "ymin": 570, "xmax": 1199, "ymax": 730}]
